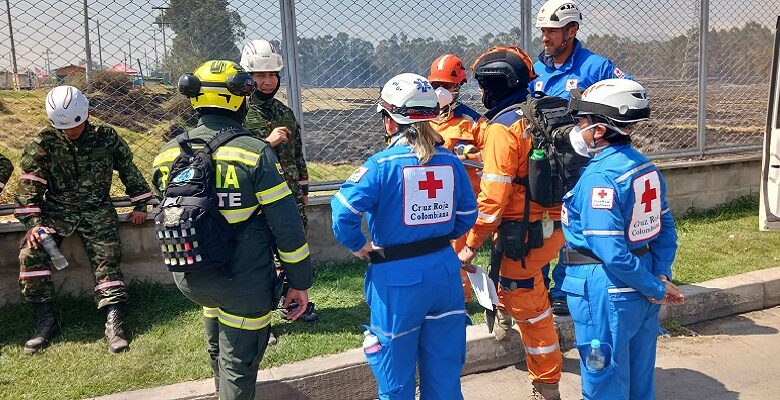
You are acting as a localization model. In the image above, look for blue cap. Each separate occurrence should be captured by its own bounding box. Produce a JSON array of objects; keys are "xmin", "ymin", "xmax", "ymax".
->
[{"xmin": 590, "ymin": 339, "xmax": 601, "ymax": 349}]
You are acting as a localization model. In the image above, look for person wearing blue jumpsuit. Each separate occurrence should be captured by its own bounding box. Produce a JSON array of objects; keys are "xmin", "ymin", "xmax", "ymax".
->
[
  {"xmin": 559, "ymin": 79, "xmax": 685, "ymax": 399},
  {"xmin": 530, "ymin": 0, "xmax": 633, "ymax": 314},
  {"xmin": 331, "ymin": 73, "xmax": 477, "ymax": 400}
]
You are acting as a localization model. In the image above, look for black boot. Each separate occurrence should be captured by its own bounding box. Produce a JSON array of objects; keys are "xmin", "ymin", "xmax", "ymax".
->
[
  {"xmin": 209, "ymin": 356, "xmax": 220, "ymax": 393},
  {"xmin": 24, "ymin": 302, "xmax": 60, "ymax": 354},
  {"xmin": 105, "ymin": 304, "xmax": 129, "ymax": 353}
]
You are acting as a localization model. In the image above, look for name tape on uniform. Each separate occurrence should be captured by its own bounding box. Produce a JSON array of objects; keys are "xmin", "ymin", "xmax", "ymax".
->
[
  {"xmin": 629, "ymin": 170, "xmax": 662, "ymax": 242},
  {"xmin": 591, "ymin": 187, "xmax": 615, "ymax": 209},
  {"xmin": 403, "ymin": 165, "xmax": 454, "ymax": 226}
]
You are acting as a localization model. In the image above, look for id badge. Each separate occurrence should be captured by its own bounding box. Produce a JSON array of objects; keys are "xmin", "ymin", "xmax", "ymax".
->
[{"xmin": 542, "ymin": 212, "xmax": 553, "ymax": 239}]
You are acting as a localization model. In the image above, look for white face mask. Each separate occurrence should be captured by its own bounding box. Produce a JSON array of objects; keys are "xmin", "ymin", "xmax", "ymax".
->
[{"xmin": 569, "ymin": 123, "xmax": 600, "ymax": 158}]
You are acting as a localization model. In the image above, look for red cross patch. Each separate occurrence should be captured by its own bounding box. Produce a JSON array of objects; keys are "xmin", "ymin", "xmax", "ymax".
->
[
  {"xmin": 591, "ymin": 187, "xmax": 614, "ymax": 209},
  {"xmin": 402, "ymin": 165, "xmax": 454, "ymax": 226},
  {"xmin": 566, "ymin": 79, "xmax": 579, "ymax": 91},
  {"xmin": 628, "ymin": 170, "xmax": 662, "ymax": 242}
]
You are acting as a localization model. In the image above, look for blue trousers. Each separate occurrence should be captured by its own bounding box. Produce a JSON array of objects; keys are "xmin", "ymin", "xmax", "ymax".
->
[
  {"xmin": 562, "ymin": 263, "xmax": 660, "ymax": 400},
  {"xmin": 364, "ymin": 248, "xmax": 466, "ymax": 400}
]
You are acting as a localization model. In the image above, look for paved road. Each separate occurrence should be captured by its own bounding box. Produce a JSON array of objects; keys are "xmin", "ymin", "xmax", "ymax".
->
[{"xmin": 461, "ymin": 306, "xmax": 780, "ymax": 400}]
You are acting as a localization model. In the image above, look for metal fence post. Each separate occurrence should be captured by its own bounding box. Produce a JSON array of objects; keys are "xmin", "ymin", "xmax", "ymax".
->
[
  {"xmin": 697, "ymin": 0, "xmax": 709, "ymax": 157},
  {"xmin": 82, "ymin": 0, "xmax": 93, "ymax": 87},
  {"xmin": 5, "ymin": 0, "xmax": 19, "ymax": 90},
  {"xmin": 521, "ymin": 0, "xmax": 533, "ymax": 52},
  {"xmin": 280, "ymin": 0, "xmax": 305, "ymax": 155}
]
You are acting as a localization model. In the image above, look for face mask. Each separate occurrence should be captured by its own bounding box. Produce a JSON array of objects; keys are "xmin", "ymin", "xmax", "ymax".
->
[{"xmin": 568, "ymin": 123, "xmax": 600, "ymax": 157}]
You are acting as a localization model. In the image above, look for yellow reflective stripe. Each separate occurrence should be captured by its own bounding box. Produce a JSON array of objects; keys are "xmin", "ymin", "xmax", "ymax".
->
[
  {"xmin": 278, "ymin": 243, "xmax": 310, "ymax": 264},
  {"xmin": 203, "ymin": 307, "xmax": 218, "ymax": 319},
  {"xmin": 256, "ymin": 181, "xmax": 292, "ymax": 205},
  {"xmin": 217, "ymin": 309, "xmax": 272, "ymax": 331},
  {"xmin": 153, "ymin": 148, "xmax": 181, "ymax": 167},
  {"xmin": 213, "ymin": 147, "xmax": 259, "ymax": 166},
  {"xmin": 219, "ymin": 205, "xmax": 259, "ymax": 224}
]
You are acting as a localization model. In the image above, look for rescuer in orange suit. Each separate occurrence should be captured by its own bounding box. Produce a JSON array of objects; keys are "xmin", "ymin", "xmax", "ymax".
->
[
  {"xmin": 428, "ymin": 54, "xmax": 482, "ymax": 304},
  {"xmin": 458, "ymin": 46, "xmax": 564, "ymax": 400}
]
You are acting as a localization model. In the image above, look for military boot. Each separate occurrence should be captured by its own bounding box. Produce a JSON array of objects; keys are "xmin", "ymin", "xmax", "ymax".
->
[
  {"xmin": 105, "ymin": 304, "xmax": 129, "ymax": 353},
  {"xmin": 528, "ymin": 381, "xmax": 561, "ymax": 400},
  {"xmin": 493, "ymin": 308, "xmax": 514, "ymax": 342},
  {"xmin": 24, "ymin": 302, "xmax": 60, "ymax": 354},
  {"xmin": 209, "ymin": 356, "xmax": 220, "ymax": 393}
]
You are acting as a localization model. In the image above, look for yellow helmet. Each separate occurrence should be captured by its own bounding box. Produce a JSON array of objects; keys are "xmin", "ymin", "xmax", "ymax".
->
[{"xmin": 177, "ymin": 60, "xmax": 255, "ymax": 111}]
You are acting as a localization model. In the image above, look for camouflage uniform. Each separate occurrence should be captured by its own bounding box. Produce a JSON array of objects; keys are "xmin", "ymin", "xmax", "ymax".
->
[
  {"xmin": 0, "ymin": 152, "xmax": 14, "ymax": 192},
  {"xmin": 15, "ymin": 122, "xmax": 152, "ymax": 309},
  {"xmin": 244, "ymin": 96, "xmax": 309, "ymax": 230}
]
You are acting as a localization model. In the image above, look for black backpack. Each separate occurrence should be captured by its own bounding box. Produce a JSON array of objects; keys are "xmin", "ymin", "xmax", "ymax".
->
[
  {"xmin": 518, "ymin": 91, "xmax": 589, "ymax": 207},
  {"xmin": 155, "ymin": 128, "xmax": 253, "ymax": 272}
]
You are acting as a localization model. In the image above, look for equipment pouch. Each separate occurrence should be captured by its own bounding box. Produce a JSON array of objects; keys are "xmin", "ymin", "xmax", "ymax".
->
[
  {"xmin": 526, "ymin": 221, "xmax": 544, "ymax": 249},
  {"xmin": 498, "ymin": 220, "xmax": 528, "ymax": 261},
  {"xmin": 528, "ymin": 152, "xmax": 556, "ymax": 207}
]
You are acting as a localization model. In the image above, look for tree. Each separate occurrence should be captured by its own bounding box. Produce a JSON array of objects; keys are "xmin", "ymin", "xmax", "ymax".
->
[{"xmin": 157, "ymin": 0, "xmax": 246, "ymax": 77}]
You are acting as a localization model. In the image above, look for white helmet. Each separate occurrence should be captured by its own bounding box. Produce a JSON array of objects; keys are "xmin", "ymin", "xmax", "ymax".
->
[
  {"xmin": 536, "ymin": 0, "xmax": 583, "ymax": 29},
  {"xmin": 569, "ymin": 79, "xmax": 650, "ymax": 124},
  {"xmin": 240, "ymin": 39, "xmax": 283, "ymax": 72},
  {"xmin": 376, "ymin": 73, "xmax": 439, "ymax": 125},
  {"xmin": 45, "ymin": 85, "xmax": 89, "ymax": 129}
]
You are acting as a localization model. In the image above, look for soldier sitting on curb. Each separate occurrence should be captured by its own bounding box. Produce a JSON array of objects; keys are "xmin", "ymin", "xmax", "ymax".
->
[{"xmin": 15, "ymin": 85, "xmax": 152, "ymax": 354}]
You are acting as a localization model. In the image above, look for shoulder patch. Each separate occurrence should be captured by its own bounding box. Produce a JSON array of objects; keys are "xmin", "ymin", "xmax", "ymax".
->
[
  {"xmin": 492, "ymin": 108, "xmax": 523, "ymax": 127},
  {"xmin": 591, "ymin": 187, "xmax": 614, "ymax": 209},
  {"xmin": 348, "ymin": 166, "xmax": 368, "ymax": 183},
  {"xmin": 566, "ymin": 78, "xmax": 579, "ymax": 91},
  {"xmin": 613, "ymin": 67, "xmax": 626, "ymax": 79},
  {"xmin": 275, "ymin": 163, "xmax": 284, "ymax": 175}
]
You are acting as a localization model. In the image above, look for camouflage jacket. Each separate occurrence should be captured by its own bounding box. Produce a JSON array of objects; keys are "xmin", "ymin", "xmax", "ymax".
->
[
  {"xmin": 14, "ymin": 121, "xmax": 152, "ymax": 236},
  {"xmin": 244, "ymin": 96, "xmax": 309, "ymax": 200},
  {"xmin": 0, "ymin": 152, "xmax": 13, "ymax": 193}
]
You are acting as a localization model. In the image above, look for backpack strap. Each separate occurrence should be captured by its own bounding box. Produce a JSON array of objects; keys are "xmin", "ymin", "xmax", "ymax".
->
[
  {"xmin": 488, "ymin": 104, "xmax": 524, "ymax": 124},
  {"xmin": 175, "ymin": 127, "xmax": 255, "ymax": 157},
  {"xmin": 203, "ymin": 127, "xmax": 254, "ymax": 155}
]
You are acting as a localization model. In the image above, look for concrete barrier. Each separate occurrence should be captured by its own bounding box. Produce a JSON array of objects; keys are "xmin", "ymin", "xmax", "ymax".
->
[
  {"xmin": 91, "ymin": 268, "xmax": 780, "ymax": 400},
  {"xmin": 0, "ymin": 155, "xmax": 762, "ymax": 307}
]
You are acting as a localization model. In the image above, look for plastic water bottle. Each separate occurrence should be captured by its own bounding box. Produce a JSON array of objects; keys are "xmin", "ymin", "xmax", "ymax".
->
[
  {"xmin": 38, "ymin": 228, "xmax": 68, "ymax": 270},
  {"xmin": 362, "ymin": 330, "xmax": 382, "ymax": 355},
  {"xmin": 586, "ymin": 339, "xmax": 606, "ymax": 371}
]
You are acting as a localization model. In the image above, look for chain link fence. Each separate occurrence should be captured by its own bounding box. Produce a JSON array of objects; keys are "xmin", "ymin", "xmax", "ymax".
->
[{"xmin": 0, "ymin": 0, "xmax": 777, "ymax": 205}]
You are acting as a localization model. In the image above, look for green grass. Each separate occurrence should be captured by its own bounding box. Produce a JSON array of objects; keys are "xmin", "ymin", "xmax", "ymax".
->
[{"xmin": 0, "ymin": 195, "xmax": 777, "ymax": 399}]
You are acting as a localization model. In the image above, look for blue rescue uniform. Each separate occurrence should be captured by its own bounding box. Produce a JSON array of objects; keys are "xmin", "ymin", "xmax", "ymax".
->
[
  {"xmin": 530, "ymin": 39, "xmax": 632, "ymax": 99},
  {"xmin": 331, "ymin": 136, "xmax": 477, "ymax": 400},
  {"xmin": 560, "ymin": 144, "xmax": 677, "ymax": 400}
]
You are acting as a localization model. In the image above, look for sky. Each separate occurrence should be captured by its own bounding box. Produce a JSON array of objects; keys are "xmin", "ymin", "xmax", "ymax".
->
[{"xmin": 0, "ymin": 0, "xmax": 776, "ymax": 74}]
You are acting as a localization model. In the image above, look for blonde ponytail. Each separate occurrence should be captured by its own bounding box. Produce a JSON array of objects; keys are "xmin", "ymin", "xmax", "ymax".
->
[{"xmin": 404, "ymin": 122, "xmax": 443, "ymax": 164}]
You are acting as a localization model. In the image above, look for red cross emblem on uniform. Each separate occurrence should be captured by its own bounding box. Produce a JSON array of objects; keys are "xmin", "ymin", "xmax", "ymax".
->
[
  {"xmin": 640, "ymin": 179, "xmax": 657, "ymax": 213},
  {"xmin": 597, "ymin": 189, "xmax": 608, "ymax": 199},
  {"xmin": 418, "ymin": 171, "xmax": 443, "ymax": 199}
]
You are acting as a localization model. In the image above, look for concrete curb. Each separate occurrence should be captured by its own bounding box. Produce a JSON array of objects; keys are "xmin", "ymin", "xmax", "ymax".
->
[{"xmin": 91, "ymin": 267, "xmax": 780, "ymax": 400}]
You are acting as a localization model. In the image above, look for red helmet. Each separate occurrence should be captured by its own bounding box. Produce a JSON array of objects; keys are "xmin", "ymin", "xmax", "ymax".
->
[{"xmin": 428, "ymin": 54, "xmax": 468, "ymax": 85}]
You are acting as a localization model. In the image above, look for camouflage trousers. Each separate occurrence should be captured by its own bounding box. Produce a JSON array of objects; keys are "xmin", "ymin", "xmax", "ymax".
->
[
  {"xmin": 296, "ymin": 200, "xmax": 308, "ymax": 232},
  {"xmin": 19, "ymin": 216, "xmax": 127, "ymax": 309}
]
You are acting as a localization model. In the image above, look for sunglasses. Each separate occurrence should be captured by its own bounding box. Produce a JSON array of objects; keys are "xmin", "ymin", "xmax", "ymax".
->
[{"xmin": 431, "ymin": 82, "xmax": 457, "ymax": 91}]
